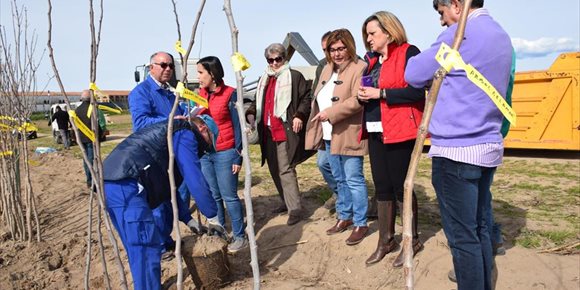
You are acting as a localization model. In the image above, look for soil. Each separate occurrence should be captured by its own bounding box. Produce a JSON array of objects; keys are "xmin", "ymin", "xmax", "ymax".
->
[{"xmin": 0, "ymin": 134, "xmax": 578, "ymax": 290}]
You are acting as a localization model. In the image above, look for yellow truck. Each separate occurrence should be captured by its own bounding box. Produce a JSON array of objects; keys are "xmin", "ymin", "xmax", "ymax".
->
[{"xmin": 505, "ymin": 52, "xmax": 580, "ymax": 150}]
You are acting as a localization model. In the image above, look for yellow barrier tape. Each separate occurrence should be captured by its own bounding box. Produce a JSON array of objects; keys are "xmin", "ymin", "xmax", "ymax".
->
[
  {"xmin": 0, "ymin": 123, "xmax": 11, "ymax": 131},
  {"xmin": 87, "ymin": 104, "xmax": 93, "ymax": 119},
  {"xmin": 69, "ymin": 110, "xmax": 95, "ymax": 142},
  {"xmin": 436, "ymin": 43, "xmax": 516, "ymax": 125},
  {"xmin": 0, "ymin": 116, "xmax": 28, "ymax": 132},
  {"xmin": 0, "ymin": 150, "xmax": 13, "ymax": 157},
  {"xmin": 175, "ymin": 40, "xmax": 187, "ymax": 56},
  {"xmin": 176, "ymin": 82, "xmax": 208, "ymax": 108},
  {"xmin": 98, "ymin": 105, "xmax": 122, "ymax": 114},
  {"xmin": 231, "ymin": 52, "xmax": 251, "ymax": 72},
  {"xmin": 89, "ymin": 82, "xmax": 111, "ymax": 102},
  {"xmin": 89, "ymin": 82, "xmax": 99, "ymax": 92}
]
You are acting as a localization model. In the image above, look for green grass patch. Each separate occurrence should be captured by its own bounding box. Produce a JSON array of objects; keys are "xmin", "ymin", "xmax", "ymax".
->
[{"xmin": 516, "ymin": 229, "xmax": 576, "ymax": 249}]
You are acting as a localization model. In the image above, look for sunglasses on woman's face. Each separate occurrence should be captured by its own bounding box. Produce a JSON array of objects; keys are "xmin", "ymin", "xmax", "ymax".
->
[{"xmin": 266, "ymin": 56, "xmax": 284, "ymax": 64}]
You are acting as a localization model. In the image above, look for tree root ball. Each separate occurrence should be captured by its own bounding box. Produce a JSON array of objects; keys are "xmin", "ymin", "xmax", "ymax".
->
[{"xmin": 182, "ymin": 235, "xmax": 230, "ymax": 289}]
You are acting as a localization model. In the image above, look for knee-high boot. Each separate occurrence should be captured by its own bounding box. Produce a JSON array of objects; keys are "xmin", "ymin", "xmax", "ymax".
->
[
  {"xmin": 367, "ymin": 194, "xmax": 378, "ymax": 219},
  {"xmin": 366, "ymin": 200, "xmax": 397, "ymax": 265},
  {"xmin": 392, "ymin": 195, "xmax": 424, "ymax": 268}
]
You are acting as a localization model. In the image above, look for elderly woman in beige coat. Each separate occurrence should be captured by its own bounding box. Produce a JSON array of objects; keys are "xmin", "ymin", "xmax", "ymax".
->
[{"xmin": 305, "ymin": 29, "xmax": 369, "ymax": 246}]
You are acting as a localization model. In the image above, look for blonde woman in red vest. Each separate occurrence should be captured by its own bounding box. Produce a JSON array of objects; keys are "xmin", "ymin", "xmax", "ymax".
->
[
  {"xmin": 357, "ymin": 11, "xmax": 425, "ymax": 267},
  {"xmin": 197, "ymin": 56, "xmax": 247, "ymax": 253}
]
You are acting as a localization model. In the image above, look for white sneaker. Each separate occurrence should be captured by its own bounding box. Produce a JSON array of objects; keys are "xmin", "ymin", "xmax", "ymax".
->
[{"xmin": 227, "ymin": 237, "xmax": 248, "ymax": 254}]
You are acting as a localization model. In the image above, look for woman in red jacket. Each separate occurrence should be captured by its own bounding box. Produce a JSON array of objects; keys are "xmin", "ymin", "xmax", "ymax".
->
[
  {"xmin": 357, "ymin": 11, "xmax": 425, "ymax": 267},
  {"xmin": 196, "ymin": 56, "xmax": 247, "ymax": 253}
]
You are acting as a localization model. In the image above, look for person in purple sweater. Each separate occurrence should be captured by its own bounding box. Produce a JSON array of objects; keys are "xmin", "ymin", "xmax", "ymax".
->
[{"xmin": 404, "ymin": 1, "xmax": 513, "ymax": 290}]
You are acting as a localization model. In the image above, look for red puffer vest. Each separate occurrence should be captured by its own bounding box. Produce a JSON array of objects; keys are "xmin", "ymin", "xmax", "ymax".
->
[
  {"xmin": 368, "ymin": 43, "xmax": 424, "ymax": 144},
  {"xmin": 200, "ymin": 85, "xmax": 236, "ymax": 151}
]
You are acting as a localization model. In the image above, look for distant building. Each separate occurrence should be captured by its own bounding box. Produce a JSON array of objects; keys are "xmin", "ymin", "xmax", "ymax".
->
[{"xmin": 27, "ymin": 90, "xmax": 129, "ymax": 113}]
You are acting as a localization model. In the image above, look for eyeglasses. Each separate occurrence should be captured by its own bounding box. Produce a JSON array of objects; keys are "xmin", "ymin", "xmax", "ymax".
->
[
  {"xmin": 266, "ymin": 56, "xmax": 284, "ymax": 64},
  {"xmin": 153, "ymin": 62, "xmax": 175, "ymax": 70},
  {"xmin": 328, "ymin": 46, "xmax": 347, "ymax": 54}
]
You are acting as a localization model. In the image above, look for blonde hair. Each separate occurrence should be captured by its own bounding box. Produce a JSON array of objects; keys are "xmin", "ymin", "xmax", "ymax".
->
[{"xmin": 362, "ymin": 11, "xmax": 408, "ymax": 51}]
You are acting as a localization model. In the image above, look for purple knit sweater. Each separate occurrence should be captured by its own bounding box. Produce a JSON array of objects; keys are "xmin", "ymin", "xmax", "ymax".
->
[{"xmin": 404, "ymin": 10, "xmax": 513, "ymax": 147}]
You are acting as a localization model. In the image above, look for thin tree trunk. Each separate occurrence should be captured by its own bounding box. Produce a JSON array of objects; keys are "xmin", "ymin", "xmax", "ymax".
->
[
  {"xmin": 223, "ymin": 1, "xmax": 260, "ymax": 289},
  {"xmin": 47, "ymin": 1, "xmax": 128, "ymax": 288},
  {"xmin": 402, "ymin": 1, "xmax": 472, "ymax": 289},
  {"xmin": 84, "ymin": 191, "xmax": 94, "ymax": 290},
  {"xmin": 167, "ymin": 1, "xmax": 207, "ymax": 288}
]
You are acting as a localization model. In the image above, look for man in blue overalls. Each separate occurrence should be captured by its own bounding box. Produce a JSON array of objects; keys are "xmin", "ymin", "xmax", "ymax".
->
[{"xmin": 103, "ymin": 116, "xmax": 224, "ymax": 290}]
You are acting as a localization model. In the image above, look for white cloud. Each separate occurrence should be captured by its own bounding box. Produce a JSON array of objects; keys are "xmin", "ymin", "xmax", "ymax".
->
[{"xmin": 512, "ymin": 37, "xmax": 580, "ymax": 59}]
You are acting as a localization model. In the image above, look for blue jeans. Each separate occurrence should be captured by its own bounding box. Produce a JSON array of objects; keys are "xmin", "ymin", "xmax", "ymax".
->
[
  {"xmin": 59, "ymin": 129, "xmax": 70, "ymax": 149},
  {"xmin": 317, "ymin": 149, "xmax": 338, "ymax": 195},
  {"xmin": 200, "ymin": 149, "xmax": 244, "ymax": 239},
  {"xmin": 325, "ymin": 141, "xmax": 368, "ymax": 227},
  {"xmin": 81, "ymin": 142, "xmax": 94, "ymax": 186},
  {"xmin": 432, "ymin": 157, "xmax": 494, "ymax": 290},
  {"xmin": 105, "ymin": 179, "xmax": 163, "ymax": 290}
]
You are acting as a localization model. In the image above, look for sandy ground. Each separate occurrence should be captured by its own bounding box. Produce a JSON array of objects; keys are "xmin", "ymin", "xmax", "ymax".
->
[{"xmin": 0, "ymin": 140, "xmax": 579, "ymax": 290}]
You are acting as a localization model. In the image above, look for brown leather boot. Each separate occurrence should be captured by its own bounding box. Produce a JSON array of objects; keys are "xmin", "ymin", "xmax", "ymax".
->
[
  {"xmin": 367, "ymin": 195, "xmax": 378, "ymax": 220},
  {"xmin": 366, "ymin": 200, "xmax": 398, "ymax": 265},
  {"xmin": 392, "ymin": 196, "xmax": 424, "ymax": 268}
]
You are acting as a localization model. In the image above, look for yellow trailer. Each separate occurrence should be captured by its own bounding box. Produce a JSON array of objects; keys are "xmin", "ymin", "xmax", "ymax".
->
[
  {"xmin": 423, "ymin": 52, "xmax": 580, "ymax": 150},
  {"xmin": 505, "ymin": 52, "xmax": 580, "ymax": 150}
]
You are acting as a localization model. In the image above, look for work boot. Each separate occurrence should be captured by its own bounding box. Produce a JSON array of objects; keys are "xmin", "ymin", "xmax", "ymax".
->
[
  {"xmin": 323, "ymin": 193, "xmax": 337, "ymax": 210},
  {"xmin": 367, "ymin": 195, "xmax": 378, "ymax": 220},
  {"xmin": 392, "ymin": 196, "xmax": 423, "ymax": 268},
  {"xmin": 227, "ymin": 237, "xmax": 249, "ymax": 254},
  {"xmin": 366, "ymin": 201, "xmax": 398, "ymax": 265},
  {"xmin": 287, "ymin": 210, "xmax": 303, "ymax": 226}
]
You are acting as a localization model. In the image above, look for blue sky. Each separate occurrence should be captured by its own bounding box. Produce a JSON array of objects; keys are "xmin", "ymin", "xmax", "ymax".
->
[{"xmin": 1, "ymin": 0, "xmax": 579, "ymax": 92}]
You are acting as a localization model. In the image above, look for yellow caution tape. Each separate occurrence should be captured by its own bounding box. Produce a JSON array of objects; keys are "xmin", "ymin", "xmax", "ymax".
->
[
  {"xmin": 69, "ymin": 110, "xmax": 95, "ymax": 142},
  {"xmin": 89, "ymin": 82, "xmax": 111, "ymax": 102},
  {"xmin": 87, "ymin": 104, "xmax": 93, "ymax": 119},
  {"xmin": 98, "ymin": 105, "xmax": 122, "ymax": 114},
  {"xmin": 89, "ymin": 82, "xmax": 99, "ymax": 92},
  {"xmin": 175, "ymin": 82, "xmax": 208, "ymax": 108},
  {"xmin": 435, "ymin": 43, "xmax": 516, "ymax": 125},
  {"xmin": 0, "ymin": 116, "xmax": 35, "ymax": 132},
  {"xmin": 175, "ymin": 40, "xmax": 187, "ymax": 56},
  {"xmin": 0, "ymin": 150, "xmax": 13, "ymax": 157},
  {"xmin": 231, "ymin": 52, "xmax": 251, "ymax": 72},
  {"xmin": 0, "ymin": 123, "xmax": 11, "ymax": 131}
]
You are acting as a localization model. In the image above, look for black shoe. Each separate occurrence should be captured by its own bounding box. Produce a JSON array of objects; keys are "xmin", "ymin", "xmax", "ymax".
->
[
  {"xmin": 161, "ymin": 250, "xmax": 175, "ymax": 261},
  {"xmin": 287, "ymin": 210, "xmax": 303, "ymax": 225},
  {"xmin": 272, "ymin": 204, "xmax": 288, "ymax": 214},
  {"xmin": 287, "ymin": 214, "xmax": 302, "ymax": 226}
]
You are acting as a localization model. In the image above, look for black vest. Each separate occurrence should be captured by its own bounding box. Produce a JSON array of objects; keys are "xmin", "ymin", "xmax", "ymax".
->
[{"xmin": 103, "ymin": 120, "xmax": 209, "ymax": 208}]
